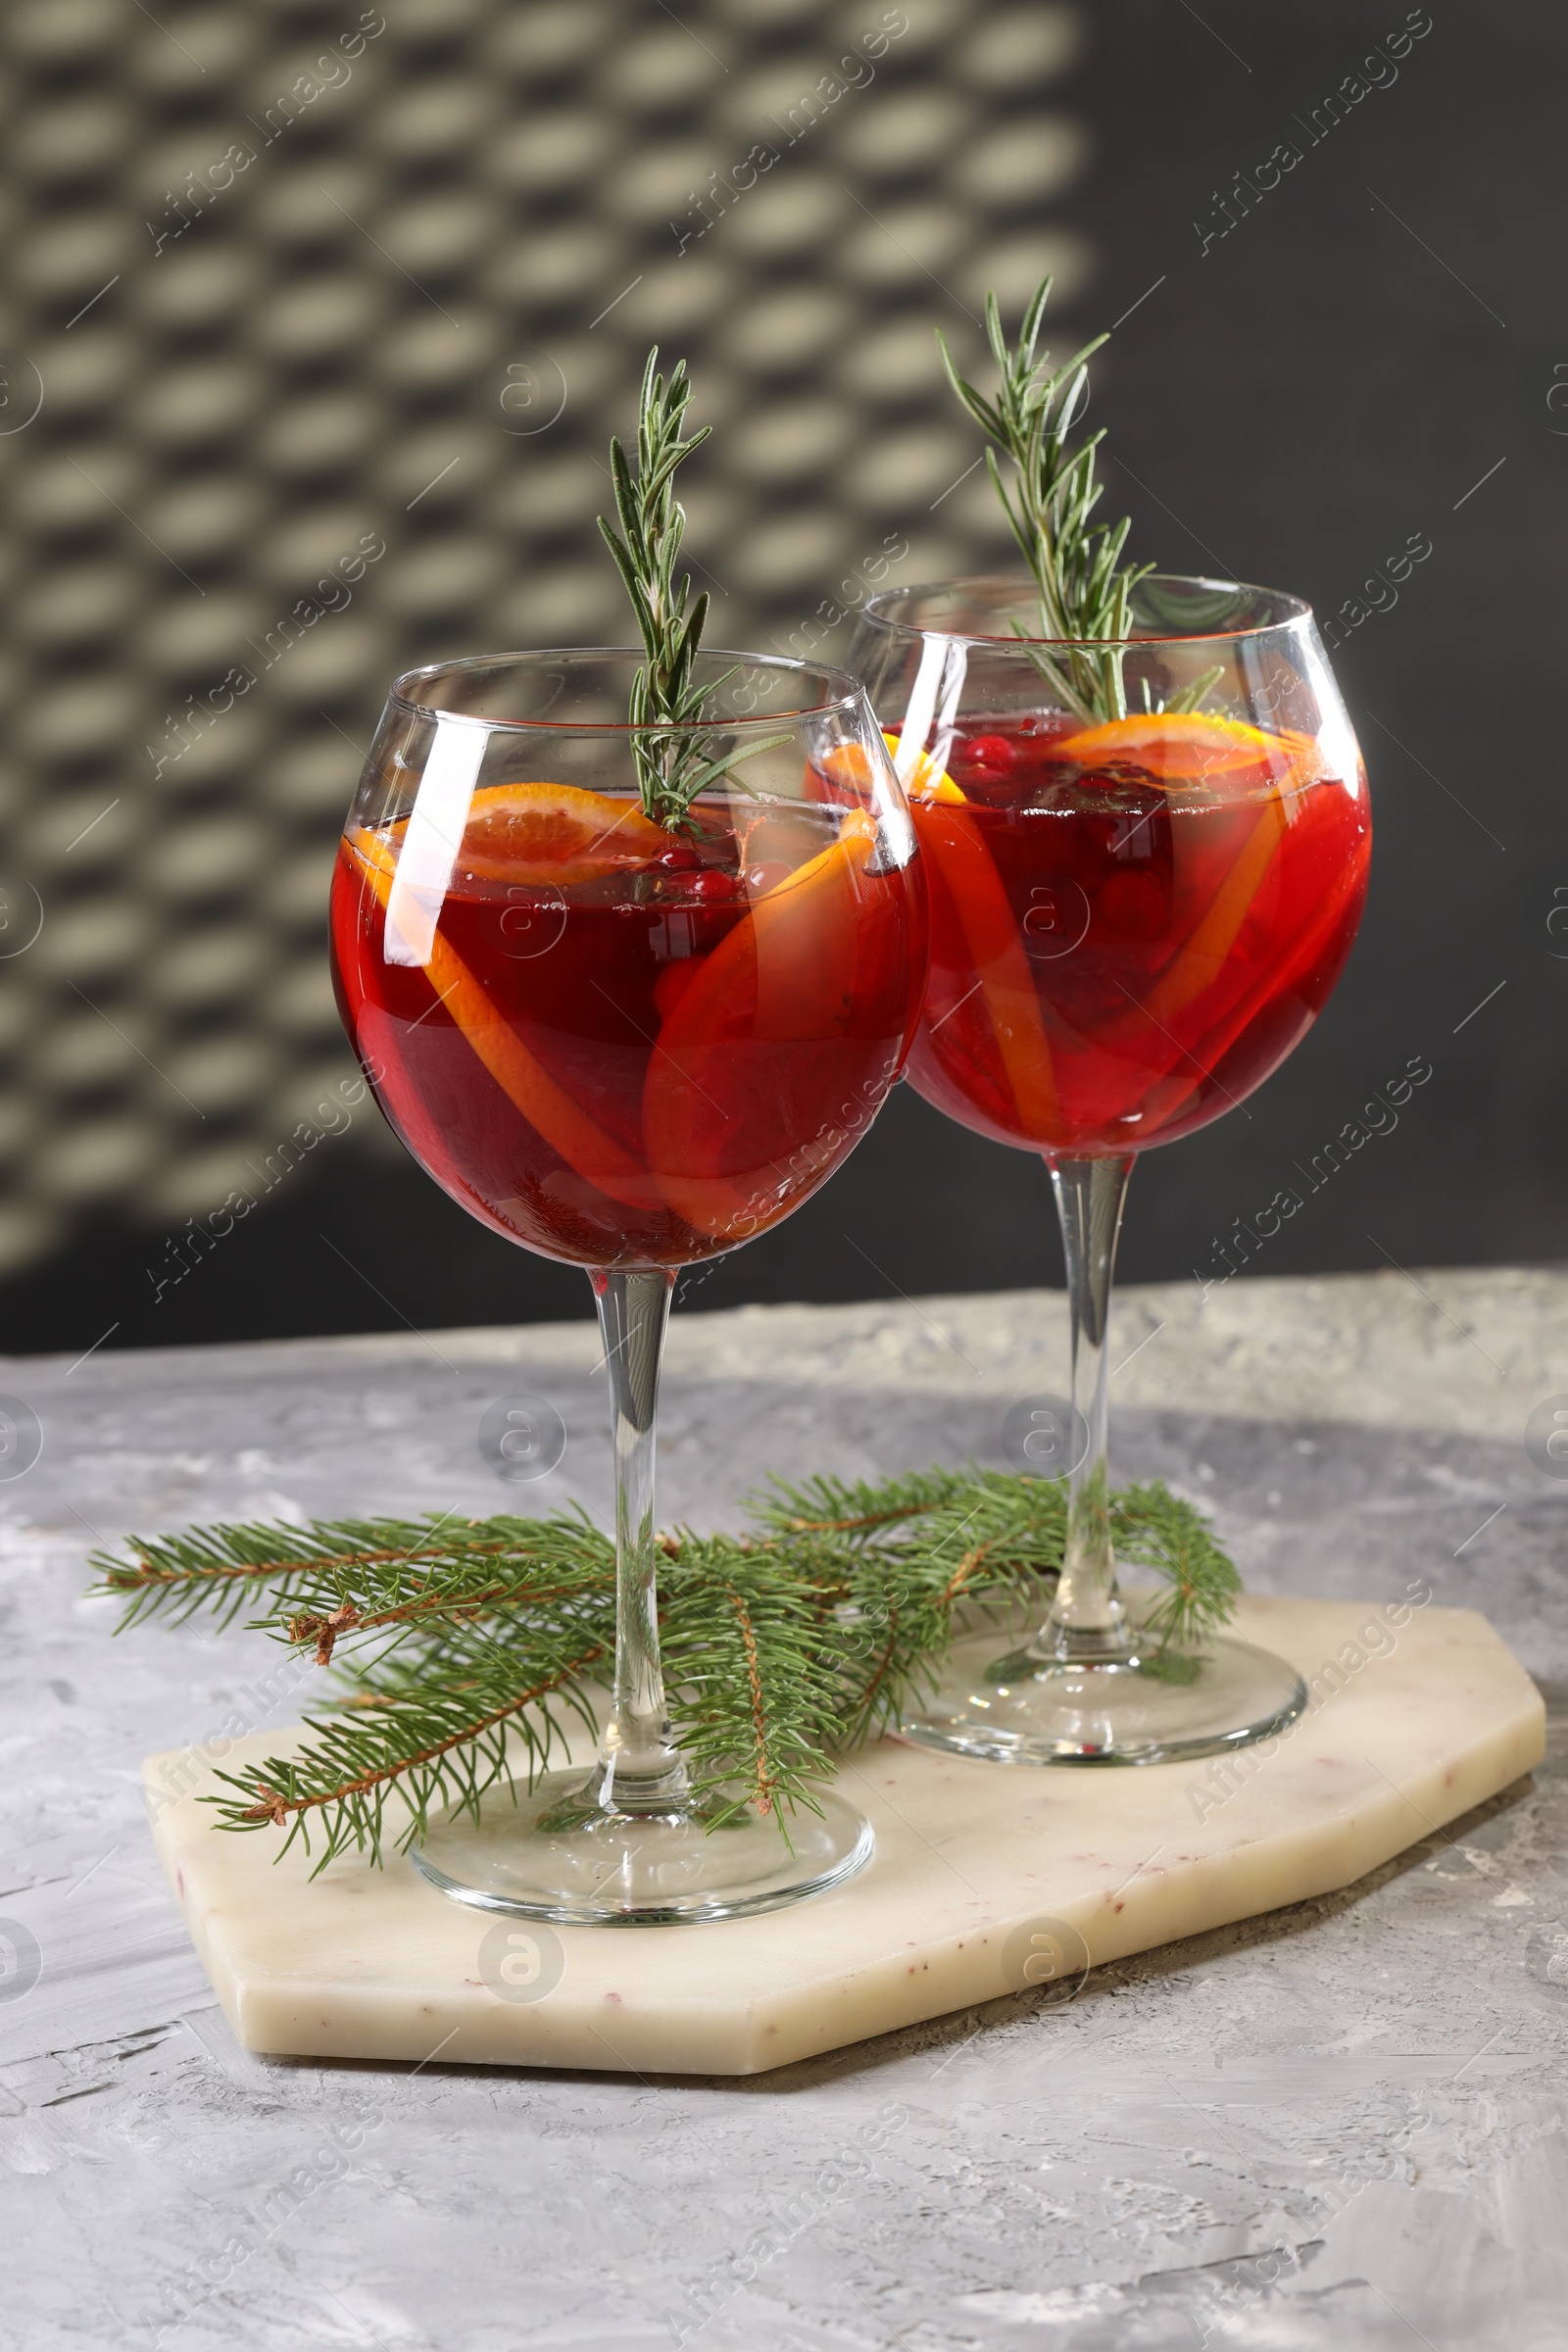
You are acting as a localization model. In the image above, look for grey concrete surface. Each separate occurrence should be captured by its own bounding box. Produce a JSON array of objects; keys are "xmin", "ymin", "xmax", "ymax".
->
[{"xmin": 3, "ymin": 1268, "xmax": 1568, "ymax": 2349}]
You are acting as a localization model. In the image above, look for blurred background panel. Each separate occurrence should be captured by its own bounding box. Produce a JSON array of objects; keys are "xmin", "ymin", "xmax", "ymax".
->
[{"xmin": 0, "ymin": 0, "xmax": 1554, "ymax": 1354}]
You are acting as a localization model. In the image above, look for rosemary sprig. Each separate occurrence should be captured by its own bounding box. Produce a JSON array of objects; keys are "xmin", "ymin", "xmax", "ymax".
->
[
  {"xmin": 938, "ymin": 276, "xmax": 1220, "ymax": 725},
  {"xmin": 939, "ymin": 279, "xmax": 1230, "ymax": 726},
  {"xmin": 939, "ymin": 276, "xmax": 1150, "ymax": 723},
  {"xmin": 102, "ymin": 1465, "xmax": 1241, "ymax": 1871},
  {"xmin": 598, "ymin": 346, "xmax": 789, "ymax": 830}
]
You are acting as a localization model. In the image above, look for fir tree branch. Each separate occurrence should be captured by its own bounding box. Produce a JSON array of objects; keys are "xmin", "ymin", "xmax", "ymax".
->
[
  {"xmin": 99, "ymin": 1510, "xmax": 609, "ymax": 1632},
  {"xmin": 752, "ymin": 1463, "xmax": 977, "ymax": 1537},
  {"xmin": 1110, "ymin": 1480, "xmax": 1243, "ymax": 1653},
  {"xmin": 214, "ymin": 1628, "xmax": 611, "ymax": 1869},
  {"xmin": 95, "ymin": 1466, "xmax": 1241, "ymax": 1872},
  {"xmin": 657, "ymin": 1537, "xmax": 851, "ymax": 1825},
  {"xmin": 98, "ymin": 1512, "xmax": 500, "ymax": 1630}
]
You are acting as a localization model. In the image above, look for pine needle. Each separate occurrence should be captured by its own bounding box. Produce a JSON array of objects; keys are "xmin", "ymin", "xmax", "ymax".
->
[{"xmin": 94, "ymin": 1465, "xmax": 1240, "ymax": 1872}]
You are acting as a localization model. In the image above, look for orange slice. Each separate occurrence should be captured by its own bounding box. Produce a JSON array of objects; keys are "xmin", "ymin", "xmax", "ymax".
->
[
  {"xmin": 1139, "ymin": 796, "xmax": 1290, "ymax": 1028},
  {"xmin": 1054, "ymin": 713, "xmax": 1305, "ymax": 783},
  {"xmin": 642, "ymin": 811, "xmax": 881, "ymax": 1241},
  {"xmin": 912, "ymin": 801, "xmax": 1059, "ymax": 1138},
  {"xmin": 349, "ymin": 826, "xmax": 656, "ymax": 1215},
  {"xmin": 883, "ymin": 731, "xmax": 966, "ymax": 805},
  {"xmin": 456, "ymin": 782, "xmax": 666, "ymax": 884},
  {"xmin": 815, "ymin": 739, "xmax": 967, "ymax": 807},
  {"xmin": 1169, "ymin": 824, "xmax": 1370, "ymax": 1086}
]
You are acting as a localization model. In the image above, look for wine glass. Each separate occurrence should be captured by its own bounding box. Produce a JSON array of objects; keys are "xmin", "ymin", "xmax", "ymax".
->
[
  {"xmin": 846, "ymin": 574, "xmax": 1371, "ymax": 1763},
  {"xmin": 329, "ymin": 649, "xmax": 926, "ymax": 1918}
]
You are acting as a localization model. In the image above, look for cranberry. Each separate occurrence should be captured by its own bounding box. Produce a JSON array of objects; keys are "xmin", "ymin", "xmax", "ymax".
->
[
  {"xmin": 959, "ymin": 732, "xmax": 1018, "ymax": 775},
  {"xmin": 656, "ymin": 842, "xmax": 701, "ymax": 871},
  {"xmin": 746, "ymin": 861, "xmax": 792, "ymax": 898},
  {"xmin": 690, "ymin": 866, "xmax": 738, "ymax": 901}
]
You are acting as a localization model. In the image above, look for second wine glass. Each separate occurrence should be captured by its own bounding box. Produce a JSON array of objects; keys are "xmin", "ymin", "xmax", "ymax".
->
[{"xmin": 848, "ymin": 574, "xmax": 1371, "ymax": 1764}]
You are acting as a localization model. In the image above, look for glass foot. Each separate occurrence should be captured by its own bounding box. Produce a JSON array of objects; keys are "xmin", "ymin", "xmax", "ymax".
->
[
  {"xmin": 412, "ymin": 1768, "xmax": 874, "ymax": 1925},
  {"xmin": 900, "ymin": 1628, "xmax": 1306, "ymax": 1766}
]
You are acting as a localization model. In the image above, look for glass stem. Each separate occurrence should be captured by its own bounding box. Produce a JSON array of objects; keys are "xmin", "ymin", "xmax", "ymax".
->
[
  {"xmin": 1041, "ymin": 1154, "xmax": 1137, "ymax": 1663},
  {"xmin": 589, "ymin": 1266, "xmax": 686, "ymax": 1809}
]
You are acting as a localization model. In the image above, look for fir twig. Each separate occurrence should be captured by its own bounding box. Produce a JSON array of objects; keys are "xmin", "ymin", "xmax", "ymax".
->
[
  {"xmin": 657, "ymin": 1536, "xmax": 853, "ymax": 1826},
  {"xmin": 218, "ymin": 1628, "xmax": 612, "ymax": 1868},
  {"xmin": 99, "ymin": 1510, "xmax": 605, "ymax": 1631},
  {"xmin": 99, "ymin": 1512, "xmax": 499, "ymax": 1631},
  {"xmin": 96, "ymin": 1467, "xmax": 1241, "ymax": 1873},
  {"xmin": 1111, "ymin": 1480, "xmax": 1242, "ymax": 1653}
]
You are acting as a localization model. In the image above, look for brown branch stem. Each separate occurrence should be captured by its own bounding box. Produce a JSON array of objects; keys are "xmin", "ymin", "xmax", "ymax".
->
[
  {"xmin": 725, "ymin": 1592, "xmax": 774, "ymax": 1817},
  {"xmin": 106, "ymin": 1537, "xmax": 525, "ymax": 1592},
  {"xmin": 852, "ymin": 1601, "xmax": 901, "ymax": 1730},
  {"xmin": 236, "ymin": 1641, "xmax": 609, "ymax": 1829},
  {"xmin": 286, "ymin": 1575, "xmax": 612, "ymax": 1663},
  {"xmin": 784, "ymin": 1502, "xmax": 943, "ymax": 1535},
  {"xmin": 938, "ymin": 1542, "xmax": 996, "ymax": 1611}
]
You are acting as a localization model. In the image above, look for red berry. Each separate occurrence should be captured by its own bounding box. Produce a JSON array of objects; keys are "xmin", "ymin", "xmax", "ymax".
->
[
  {"xmin": 960, "ymin": 732, "xmax": 1017, "ymax": 774},
  {"xmin": 657, "ymin": 842, "xmax": 701, "ymax": 871},
  {"xmin": 690, "ymin": 866, "xmax": 738, "ymax": 901}
]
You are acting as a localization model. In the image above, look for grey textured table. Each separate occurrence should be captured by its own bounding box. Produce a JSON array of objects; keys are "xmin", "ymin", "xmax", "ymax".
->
[{"xmin": 4, "ymin": 1268, "xmax": 1568, "ymax": 2350}]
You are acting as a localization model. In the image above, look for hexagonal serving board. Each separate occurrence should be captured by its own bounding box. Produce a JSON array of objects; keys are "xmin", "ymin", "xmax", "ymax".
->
[{"xmin": 144, "ymin": 1594, "xmax": 1544, "ymax": 2077}]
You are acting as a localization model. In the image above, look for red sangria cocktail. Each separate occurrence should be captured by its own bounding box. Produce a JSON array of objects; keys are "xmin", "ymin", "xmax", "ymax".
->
[
  {"xmin": 906, "ymin": 704, "xmax": 1368, "ymax": 1158},
  {"xmin": 331, "ymin": 649, "xmax": 926, "ymax": 1921},
  {"xmin": 848, "ymin": 574, "xmax": 1371, "ymax": 1765},
  {"xmin": 333, "ymin": 763, "xmax": 918, "ymax": 1268}
]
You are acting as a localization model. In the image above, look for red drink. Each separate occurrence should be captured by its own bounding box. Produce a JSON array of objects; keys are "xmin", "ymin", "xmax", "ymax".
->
[
  {"xmin": 903, "ymin": 710, "xmax": 1370, "ymax": 1155},
  {"xmin": 331, "ymin": 781, "xmax": 924, "ymax": 1267}
]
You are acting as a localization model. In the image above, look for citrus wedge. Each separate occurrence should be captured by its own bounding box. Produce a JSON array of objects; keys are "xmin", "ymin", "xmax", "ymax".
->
[
  {"xmin": 643, "ymin": 811, "xmax": 882, "ymax": 1241},
  {"xmin": 815, "ymin": 739, "xmax": 966, "ymax": 806},
  {"xmin": 1211, "ymin": 827, "xmax": 1370, "ymax": 1054},
  {"xmin": 1136, "ymin": 792, "xmax": 1291, "ymax": 1030},
  {"xmin": 883, "ymin": 731, "xmax": 966, "ymax": 805},
  {"xmin": 455, "ymin": 782, "xmax": 666, "ymax": 884},
  {"xmin": 1054, "ymin": 712, "xmax": 1307, "ymax": 784},
  {"xmin": 349, "ymin": 826, "xmax": 655, "ymax": 1214},
  {"xmin": 911, "ymin": 801, "xmax": 1059, "ymax": 1139},
  {"xmin": 1135, "ymin": 827, "xmax": 1371, "ymax": 1129}
]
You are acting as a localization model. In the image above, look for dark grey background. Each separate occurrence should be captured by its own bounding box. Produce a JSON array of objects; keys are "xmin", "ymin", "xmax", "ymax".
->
[{"xmin": 0, "ymin": 0, "xmax": 1552, "ymax": 1354}]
